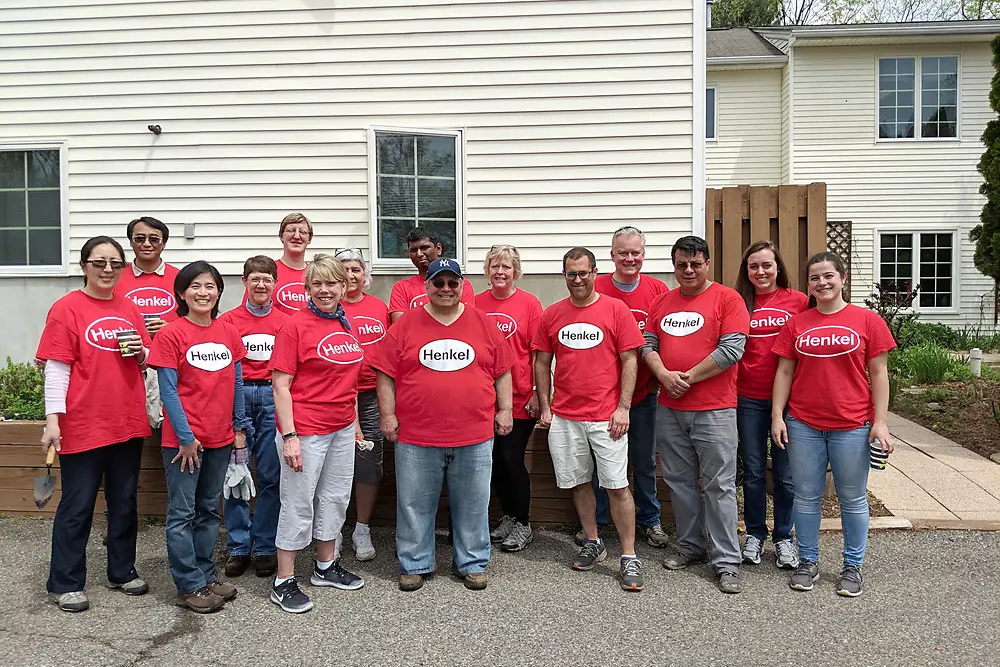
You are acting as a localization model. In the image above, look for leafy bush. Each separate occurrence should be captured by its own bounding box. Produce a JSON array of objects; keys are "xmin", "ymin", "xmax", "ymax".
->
[
  {"xmin": 0, "ymin": 358, "xmax": 45, "ymax": 420},
  {"xmin": 897, "ymin": 345, "xmax": 954, "ymax": 384},
  {"xmin": 897, "ymin": 320, "xmax": 1000, "ymax": 352},
  {"xmin": 864, "ymin": 283, "xmax": 920, "ymax": 350}
]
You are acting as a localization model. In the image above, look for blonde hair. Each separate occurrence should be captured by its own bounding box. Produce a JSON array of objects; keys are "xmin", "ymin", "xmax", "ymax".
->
[
  {"xmin": 279, "ymin": 212, "xmax": 313, "ymax": 239},
  {"xmin": 483, "ymin": 245, "xmax": 522, "ymax": 280},
  {"xmin": 304, "ymin": 253, "xmax": 347, "ymax": 285}
]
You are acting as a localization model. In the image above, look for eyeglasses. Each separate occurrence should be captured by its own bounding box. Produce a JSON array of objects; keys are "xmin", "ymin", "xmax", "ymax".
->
[
  {"xmin": 490, "ymin": 244, "xmax": 519, "ymax": 255},
  {"xmin": 675, "ymin": 261, "xmax": 706, "ymax": 272},
  {"xmin": 564, "ymin": 270, "xmax": 595, "ymax": 280},
  {"xmin": 131, "ymin": 235, "xmax": 162, "ymax": 246},
  {"xmin": 335, "ymin": 248, "xmax": 363, "ymax": 258},
  {"xmin": 283, "ymin": 227, "xmax": 311, "ymax": 238},
  {"xmin": 247, "ymin": 276, "xmax": 275, "ymax": 285},
  {"xmin": 84, "ymin": 259, "xmax": 126, "ymax": 271},
  {"xmin": 432, "ymin": 279, "xmax": 462, "ymax": 289}
]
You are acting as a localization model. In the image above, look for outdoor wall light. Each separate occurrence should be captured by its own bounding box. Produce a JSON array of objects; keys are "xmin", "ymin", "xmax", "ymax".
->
[{"xmin": 147, "ymin": 124, "xmax": 162, "ymax": 135}]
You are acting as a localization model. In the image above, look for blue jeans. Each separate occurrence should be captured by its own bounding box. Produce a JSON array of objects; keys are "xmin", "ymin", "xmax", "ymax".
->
[
  {"xmin": 395, "ymin": 440, "xmax": 492, "ymax": 575},
  {"xmin": 785, "ymin": 416, "xmax": 871, "ymax": 567},
  {"xmin": 737, "ymin": 396, "xmax": 794, "ymax": 542},
  {"xmin": 162, "ymin": 445, "xmax": 232, "ymax": 595},
  {"xmin": 594, "ymin": 393, "xmax": 659, "ymax": 527},
  {"xmin": 224, "ymin": 383, "xmax": 280, "ymax": 557}
]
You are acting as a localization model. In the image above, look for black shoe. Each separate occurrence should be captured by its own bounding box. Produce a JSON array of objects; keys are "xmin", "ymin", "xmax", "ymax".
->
[
  {"xmin": 224, "ymin": 555, "xmax": 251, "ymax": 577},
  {"xmin": 310, "ymin": 560, "xmax": 364, "ymax": 591},
  {"xmin": 253, "ymin": 555, "xmax": 278, "ymax": 578},
  {"xmin": 836, "ymin": 564, "xmax": 864, "ymax": 597},
  {"xmin": 270, "ymin": 578, "xmax": 313, "ymax": 614}
]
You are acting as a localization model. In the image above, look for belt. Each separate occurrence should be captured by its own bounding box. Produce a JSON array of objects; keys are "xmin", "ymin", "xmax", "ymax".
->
[{"xmin": 244, "ymin": 379, "xmax": 272, "ymax": 386}]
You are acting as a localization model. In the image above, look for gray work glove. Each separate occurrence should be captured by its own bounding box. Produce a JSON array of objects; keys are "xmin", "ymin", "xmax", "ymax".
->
[{"xmin": 224, "ymin": 447, "xmax": 256, "ymax": 500}]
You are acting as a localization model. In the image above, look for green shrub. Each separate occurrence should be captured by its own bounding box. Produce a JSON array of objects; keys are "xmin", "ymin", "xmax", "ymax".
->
[
  {"xmin": 0, "ymin": 358, "xmax": 45, "ymax": 420},
  {"xmin": 899, "ymin": 345, "xmax": 954, "ymax": 384},
  {"xmin": 900, "ymin": 321, "xmax": 964, "ymax": 350}
]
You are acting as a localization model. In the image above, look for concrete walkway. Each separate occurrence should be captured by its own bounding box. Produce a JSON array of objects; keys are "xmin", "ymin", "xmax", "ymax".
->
[{"xmin": 866, "ymin": 412, "xmax": 1000, "ymax": 528}]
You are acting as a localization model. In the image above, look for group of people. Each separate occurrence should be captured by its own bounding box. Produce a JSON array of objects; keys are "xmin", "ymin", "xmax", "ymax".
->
[{"xmin": 36, "ymin": 212, "xmax": 894, "ymax": 614}]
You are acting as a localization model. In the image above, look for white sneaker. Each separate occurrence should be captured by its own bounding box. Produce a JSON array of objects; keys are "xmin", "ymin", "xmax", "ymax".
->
[
  {"xmin": 742, "ymin": 535, "xmax": 763, "ymax": 565},
  {"xmin": 774, "ymin": 538, "xmax": 800, "ymax": 570},
  {"xmin": 490, "ymin": 515, "xmax": 516, "ymax": 543},
  {"xmin": 352, "ymin": 526, "xmax": 376, "ymax": 562},
  {"xmin": 54, "ymin": 591, "xmax": 89, "ymax": 613},
  {"xmin": 500, "ymin": 522, "xmax": 534, "ymax": 552}
]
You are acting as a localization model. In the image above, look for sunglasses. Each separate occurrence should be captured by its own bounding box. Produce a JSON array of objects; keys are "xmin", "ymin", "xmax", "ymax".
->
[
  {"xmin": 84, "ymin": 259, "xmax": 127, "ymax": 271},
  {"xmin": 131, "ymin": 234, "xmax": 163, "ymax": 246},
  {"xmin": 335, "ymin": 247, "xmax": 363, "ymax": 258},
  {"xmin": 490, "ymin": 244, "xmax": 519, "ymax": 255},
  {"xmin": 432, "ymin": 279, "xmax": 462, "ymax": 289}
]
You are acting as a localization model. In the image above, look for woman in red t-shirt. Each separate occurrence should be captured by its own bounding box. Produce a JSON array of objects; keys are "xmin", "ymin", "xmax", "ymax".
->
[
  {"xmin": 474, "ymin": 245, "xmax": 542, "ymax": 553},
  {"xmin": 733, "ymin": 240, "xmax": 808, "ymax": 571},
  {"xmin": 335, "ymin": 248, "xmax": 389, "ymax": 563},
  {"xmin": 771, "ymin": 252, "xmax": 895, "ymax": 598},
  {"xmin": 36, "ymin": 236, "xmax": 152, "ymax": 613},
  {"xmin": 147, "ymin": 261, "xmax": 250, "ymax": 614}
]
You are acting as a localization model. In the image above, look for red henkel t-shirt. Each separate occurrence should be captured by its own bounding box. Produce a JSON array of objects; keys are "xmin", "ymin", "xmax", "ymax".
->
[
  {"xmin": 594, "ymin": 273, "xmax": 670, "ymax": 406},
  {"xmin": 341, "ymin": 293, "xmax": 390, "ymax": 392},
  {"xmin": 476, "ymin": 288, "xmax": 543, "ymax": 420},
  {"xmin": 772, "ymin": 304, "xmax": 896, "ymax": 431},
  {"xmin": 368, "ymin": 306, "xmax": 515, "ymax": 447},
  {"xmin": 532, "ymin": 295, "xmax": 645, "ymax": 422},
  {"xmin": 268, "ymin": 309, "xmax": 363, "ymax": 435},
  {"xmin": 738, "ymin": 288, "xmax": 809, "ymax": 401},
  {"xmin": 388, "ymin": 274, "xmax": 476, "ymax": 315},
  {"xmin": 35, "ymin": 291, "xmax": 152, "ymax": 454},
  {"xmin": 218, "ymin": 304, "xmax": 289, "ymax": 382},
  {"xmin": 242, "ymin": 259, "xmax": 308, "ymax": 316},
  {"xmin": 645, "ymin": 282, "xmax": 750, "ymax": 411},
  {"xmin": 147, "ymin": 318, "xmax": 248, "ymax": 449},
  {"xmin": 113, "ymin": 263, "xmax": 181, "ymax": 323}
]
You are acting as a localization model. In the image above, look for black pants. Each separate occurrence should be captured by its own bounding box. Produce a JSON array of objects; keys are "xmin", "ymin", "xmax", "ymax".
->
[
  {"xmin": 47, "ymin": 438, "xmax": 144, "ymax": 594},
  {"xmin": 491, "ymin": 418, "xmax": 538, "ymax": 525}
]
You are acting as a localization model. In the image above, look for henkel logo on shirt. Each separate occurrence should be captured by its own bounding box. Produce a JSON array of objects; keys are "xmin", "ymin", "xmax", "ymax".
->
[
  {"xmin": 795, "ymin": 325, "xmax": 861, "ymax": 358},
  {"xmin": 486, "ymin": 312, "xmax": 518, "ymax": 339},
  {"xmin": 125, "ymin": 287, "xmax": 174, "ymax": 316},
  {"xmin": 352, "ymin": 316, "xmax": 386, "ymax": 346},
  {"xmin": 409, "ymin": 293, "xmax": 429, "ymax": 309},
  {"xmin": 317, "ymin": 331, "xmax": 364, "ymax": 365},
  {"xmin": 750, "ymin": 308, "xmax": 793, "ymax": 338},
  {"xmin": 186, "ymin": 343, "xmax": 233, "ymax": 372},
  {"xmin": 84, "ymin": 316, "xmax": 137, "ymax": 352},
  {"xmin": 558, "ymin": 323, "xmax": 604, "ymax": 350},
  {"xmin": 275, "ymin": 283, "xmax": 308, "ymax": 311},
  {"xmin": 660, "ymin": 312, "xmax": 705, "ymax": 337},
  {"xmin": 419, "ymin": 339, "xmax": 475, "ymax": 371},
  {"xmin": 242, "ymin": 333, "xmax": 275, "ymax": 362},
  {"xmin": 630, "ymin": 309, "xmax": 649, "ymax": 331}
]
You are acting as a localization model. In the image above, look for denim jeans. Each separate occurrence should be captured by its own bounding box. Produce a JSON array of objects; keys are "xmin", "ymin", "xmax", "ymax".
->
[
  {"xmin": 737, "ymin": 396, "xmax": 794, "ymax": 543},
  {"xmin": 395, "ymin": 440, "xmax": 492, "ymax": 575},
  {"xmin": 593, "ymin": 393, "xmax": 660, "ymax": 527},
  {"xmin": 224, "ymin": 383, "xmax": 280, "ymax": 557},
  {"xmin": 785, "ymin": 416, "xmax": 871, "ymax": 567},
  {"xmin": 162, "ymin": 444, "xmax": 231, "ymax": 595}
]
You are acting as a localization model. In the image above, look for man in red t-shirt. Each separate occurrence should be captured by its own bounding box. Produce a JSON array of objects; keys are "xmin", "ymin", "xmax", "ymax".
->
[
  {"xmin": 388, "ymin": 228, "xmax": 475, "ymax": 323},
  {"xmin": 590, "ymin": 226, "xmax": 670, "ymax": 548},
  {"xmin": 242, "ymin": 212, "xmax": 314, "ymax": 315},
  {"xmin": 643, "ymin": 236, "xmax": 750, "ymax": 594},
  {"xmin": 533, "ymin": 247, "xmax": 646, "ymax": 592}
]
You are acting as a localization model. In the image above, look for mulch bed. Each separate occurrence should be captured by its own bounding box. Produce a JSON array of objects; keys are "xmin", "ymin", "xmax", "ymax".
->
[{"xmin": 892, "ymin": 379, "xmax": 1000, "ymax": 461}]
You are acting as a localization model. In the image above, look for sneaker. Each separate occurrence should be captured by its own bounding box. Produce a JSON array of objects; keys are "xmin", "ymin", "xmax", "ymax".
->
[
  {"xmin": 398, "ymin": 573, "xmax": 425, "ymax": 592},
  {"xmin": 270, "ymin": 578, "xmax": 313, "ymax": 613},
  {"xmin": 54, "ymin": 591, "xmax": 89, "ymax": 613},
  {"xmin": 620, "ymin": 557, "xmax": 644, "ymax": 592},
  {"xmin": 253, "ymin": 555, "xmax": 278, "ymax": 578},
  {"xmin": 500, "ymin": 522, "xmax": 534, "ymax": 552},
  {"xmin": 644, "ymin": 524, "xmax": 671, "ymax": 548},
  {"xmin": 662, "ymin": 551, "xmax": 708, "ymax": 571},
  {"xmin": 718, "ymin": 571, "xmax": 742, "ymax": 594},
  {"xmin": 774, "ymin": 539, "xmax": 800, "ymax": 570},
  {"xmin": 574, "ymin": 527, "xmax": 604, "ymax": 547},
  {"xmin": 741, "ymin": 535, "xmax": 763, "ymax": 565},
  {"xmin": 352, "ymin": 527, "xmax": 377, "ymax": 562},
  {"xmin": 207, "ymin": 580, "xmax": 238, "ymax": 601},
  {"xmin": 224, "ymin": 555, "xmax": 251, "ymax": 577},
  {"xmin": 310, "ymin": 560, "xmax": 364, "ymax": 590},
  {"xmin": 572, "ymin": 539, "xmax": 607, "ymax": 571},
  {"xmin": 109, "ymin": 577, "xmax": 149, "ymax": 596},
  {"xmin": 789, "ymin": 560, "xmax": 820, "ymax": 592},
  {"xmin": 836, "ymin": 564, "xmax": 864, "ymax": 597},
  {"xmin": 176, "ymin": 587, "xmax": 224, "ymax": 614},
  {"xmin": 490, "ymin": 515, "xmax": 517, "ymax": 543}
]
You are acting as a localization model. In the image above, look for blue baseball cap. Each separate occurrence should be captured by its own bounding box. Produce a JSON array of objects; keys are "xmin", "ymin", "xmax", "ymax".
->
[{"xmin": 426, "ymin": 258, "xmax": 463, "ymax": 281}]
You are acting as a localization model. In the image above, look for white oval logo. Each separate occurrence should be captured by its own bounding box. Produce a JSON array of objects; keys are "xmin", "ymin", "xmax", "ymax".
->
[
  {"xmin": 352, "ymin": 316, "xmax": 386, "ymax": 346},
  {"xmin": 659, "ymin": 311, "xmax": 705, "ymax": 337},
  {"xmin": 749, "ymin": 307, "xmax": 792, "ymax": 338},
  {"xmin": 242, "ymin": 333, "xmax": 275, "ymax": 362},
  {"xmin": 486, "ymin": 312, "xmax": 518, "ymax": 339},
  {"xmin": 557, "ymin": 323, "xmax": 604, "ymax": 350},
  {"xmin": 186, "ymin": 342, "xmax": 233, "ymax": 372},
  {"xmin": 419, "ymin": 339, "xmax": 475, "ymax": 371},
  {"xmin": 630, "ymin": 308, "xmax": 649, "ymax": 331},
  {"xmin": 409, "ymin": 293, "xmax": 429, "ymax": 309},
  {"xmin": 795, "ymin": 325, "xmax": 861, "ymax": 358},
  {"xmin": 85, "ymin": 316, "xmax": 138, "ymax": 353},
  {"xmin": 125, "ymin": 287, "xmax": 174, "ymax": 316},
  {"xmin": 275, "ymin": 282, "xmax": 308, "ymax": 311},
  {"xmin": 317, "ymin": 331, "xmax": 364, "ymax": 365}
]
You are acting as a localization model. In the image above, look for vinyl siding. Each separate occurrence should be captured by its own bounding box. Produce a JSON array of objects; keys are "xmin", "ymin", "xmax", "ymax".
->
[{"xmin": 706, "ymin": 68, "xmax": 783, "ymax": 187}]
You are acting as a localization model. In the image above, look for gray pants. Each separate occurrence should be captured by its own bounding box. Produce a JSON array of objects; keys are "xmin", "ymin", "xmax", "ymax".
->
[{"xmin": 656, "ymin": 405, "xmax": 740, "ymax": 574}]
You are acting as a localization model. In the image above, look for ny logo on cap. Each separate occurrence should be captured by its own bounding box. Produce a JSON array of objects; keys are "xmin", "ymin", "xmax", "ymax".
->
[{"xmin": 438, "ymin": 259, "xmax": 455, "ymax": 268}]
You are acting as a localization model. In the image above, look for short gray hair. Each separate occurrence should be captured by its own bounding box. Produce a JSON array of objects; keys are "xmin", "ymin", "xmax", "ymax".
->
[
  {"xmin": 334, "ymin": 248, "xmax": 372, "ymax": 290},
  {"xmin": 612, "ymin": 225, "xmax": 646, "ymax": 247}
]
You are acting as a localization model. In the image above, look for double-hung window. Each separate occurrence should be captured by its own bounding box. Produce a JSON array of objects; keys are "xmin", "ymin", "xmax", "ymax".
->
[
  {"xmin": 878, "ymin": 231, "xmax": 957, "ymax": 310},
  {"xmin": 0, "ymin": 146, "xmax": 65, "ymax": 272},
  {"xmin": 878, "ymin": 56, "xmax": 958, "ymax": 139}
]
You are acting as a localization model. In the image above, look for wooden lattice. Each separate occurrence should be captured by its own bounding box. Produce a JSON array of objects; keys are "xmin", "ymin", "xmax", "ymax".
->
[{"xmin": 827, "ymin": 220, "xmax": 853, "ymax": 300}]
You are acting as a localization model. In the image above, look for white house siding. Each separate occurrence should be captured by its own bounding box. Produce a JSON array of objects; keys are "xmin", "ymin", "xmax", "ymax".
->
[
  {"xmin": 706, "ymin": 68, "xmax": 783, "ymax": 187},
  {"xmin": 780, "ymin": 60, "xmax": 791, "ymax": 183},
  {"xmin": 791, "ymin": 42, "xmax": 995, "ymax": 328}
]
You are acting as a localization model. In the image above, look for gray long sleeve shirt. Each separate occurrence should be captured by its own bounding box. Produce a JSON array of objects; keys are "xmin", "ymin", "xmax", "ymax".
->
[{"xmin": 642, "ymin": 331, "xmax": 747, "ymax": 370}]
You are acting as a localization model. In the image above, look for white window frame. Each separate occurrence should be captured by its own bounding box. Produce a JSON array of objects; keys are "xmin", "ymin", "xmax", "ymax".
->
[
  {"xmin": 366, "ymin": 126, "xmax": 466, "ymax": 273},
  {"xmin": 706, "ymin": 85, "xmax": 718, "ymax": 141},
  {"xmin": 873, "ymin": 228, "xmax": 960, "ymax": 314},
  {"xmin": 875, "ymin": 55, "xmax": 961, "ymax": 143}
]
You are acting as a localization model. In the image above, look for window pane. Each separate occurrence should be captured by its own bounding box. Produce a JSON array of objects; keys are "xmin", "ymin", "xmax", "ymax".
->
[
  {"xmin": 378, "ymin": 176, "xmax": 415, "ymax": 218},
  {"xmin": 28, "ymin": 228, "xmax": 61, "ymax": 265},
  {"xmin": 0, "ymin": 152, "xmax": 25, "ymax": 189},
  {"xmin": 937, "ymin": 294, "xmax": 950, "ymax": 307},
  {"xmin": 376, "ymin": 134, "xmax": 414, "ymax": 176},
  {"xmin": 416, "ymin": 136, "xmax": 456, "ymax": 177},
  {"xmin": 706, "ymin": 87, "xmax": 716, "ymax": 139},
  {"xmin": 417, "ymin": 178, "xmax": 456, "ymax": 219},
  {"xmin": 419, "ymin": 220, "xmax": 457, "ymax": 257},
  {"xmin": 0, "ymin": 229, "xmax": 27, "ymax": 265},
  {"xmin": 378, "ymin": 218, "xmax": 413, "ymax": 259},
  {"xmin": 921, "ymin": 57, "xmax": 958, "ymax": 140},
  {"xmin": 27, "ymin": 190, "xmax": 60, "ymax": 228},
  {"xmin": 0, "ymin": 192, "xmax": 26, "ymax": 229},
  {"xmin": 27, "ymin": 150, "xmax": 59, "ymax": 189}
]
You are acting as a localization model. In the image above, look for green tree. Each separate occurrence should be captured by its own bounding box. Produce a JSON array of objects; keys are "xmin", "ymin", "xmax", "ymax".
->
[
  {"xmin": 971, "ymin": 34, "xmax": 1000, "ymax": 324},
  {"xmin": 712, "ymin": 0, "xmax": 781, "ymax": 27}
]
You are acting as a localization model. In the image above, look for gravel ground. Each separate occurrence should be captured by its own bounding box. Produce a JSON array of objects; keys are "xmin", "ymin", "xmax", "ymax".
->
[{"xmin": 0, "ymin": 517, "xmax": 997, "ymax": 667}]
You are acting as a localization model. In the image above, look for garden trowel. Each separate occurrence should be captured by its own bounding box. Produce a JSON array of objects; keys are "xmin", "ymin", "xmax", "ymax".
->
[{"xmin": 33, "ymin": 446, "xmax": 57, "ymax": 509}]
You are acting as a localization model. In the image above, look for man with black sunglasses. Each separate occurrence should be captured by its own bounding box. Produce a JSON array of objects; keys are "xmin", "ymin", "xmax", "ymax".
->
[
  {"xmin": 114, "ymin": 216, "xmax": 179, "ymax": 336},
  {"xmin": 388, "ymin": 228, "xmax": 475, "ymax": 323}
]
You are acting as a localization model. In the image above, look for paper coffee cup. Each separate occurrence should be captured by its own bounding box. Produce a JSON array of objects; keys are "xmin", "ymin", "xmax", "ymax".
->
[
  {"xmin": 117, "ymin": 329, "xmax": 138, "ymax": 357},
  {"xmin": 869, "ymin": 439, "xmax": 889, "ymax": 470}
]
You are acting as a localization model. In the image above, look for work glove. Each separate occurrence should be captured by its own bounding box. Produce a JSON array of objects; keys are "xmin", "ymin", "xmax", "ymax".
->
[{"xmin": 223, "ymin": 447, "xmax": 256, "ymax": 500}]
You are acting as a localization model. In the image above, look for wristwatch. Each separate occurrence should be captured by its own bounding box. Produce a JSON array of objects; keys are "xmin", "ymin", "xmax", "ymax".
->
[{"xmin": 281, "ymin": 431, "xmax": 297, "ymax": 441}]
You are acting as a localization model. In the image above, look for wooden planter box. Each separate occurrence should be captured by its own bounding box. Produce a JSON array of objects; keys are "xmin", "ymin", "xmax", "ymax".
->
[{"xmin": 0, "ymin": 421, "xmax": 675, "ymax": 528}]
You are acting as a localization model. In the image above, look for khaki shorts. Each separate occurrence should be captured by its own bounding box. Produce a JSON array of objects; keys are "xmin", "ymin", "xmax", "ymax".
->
[{"xmin": 547, "ymin": 415, "xmax": 629, "ymax": 490}]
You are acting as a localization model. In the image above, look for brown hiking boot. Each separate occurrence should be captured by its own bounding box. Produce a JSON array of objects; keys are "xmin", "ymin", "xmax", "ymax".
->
[
  {"xmin": 253, "ymin": 555, "xmax": 278, "ymax": 578},
  {"xmin": 176, "ymin": 588, "xmax": 224, "ymax": 613},
  {"xmin": 451, "ymin": 564, "xmax": 487, "ymax": 590},
  {"xmin": 224, "ymin": 555, "xmax": 250, "ymax": 577},
  {"xmin": 207, "ymin": 580, "xmax": 238, "ymax": 601},
  {"xmin": 398, "ymin": 573, "xmax": 424, "ymax": 591}
]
